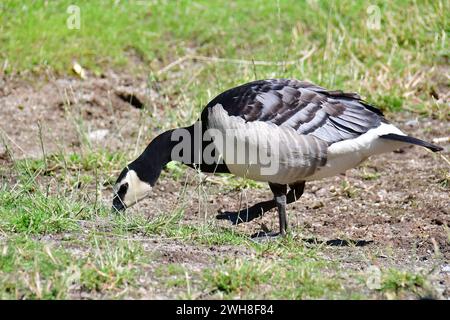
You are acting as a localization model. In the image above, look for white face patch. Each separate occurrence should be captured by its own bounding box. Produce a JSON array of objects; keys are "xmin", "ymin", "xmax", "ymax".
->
[{"xmin": 116, "ymin": 170, "xmax": 152, "ymax": 207}]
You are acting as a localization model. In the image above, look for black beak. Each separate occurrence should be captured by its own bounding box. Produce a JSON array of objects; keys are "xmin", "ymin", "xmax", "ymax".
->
[{"xmin": 112, "ymin": 196, "xmax": 126, "ymax": 213}]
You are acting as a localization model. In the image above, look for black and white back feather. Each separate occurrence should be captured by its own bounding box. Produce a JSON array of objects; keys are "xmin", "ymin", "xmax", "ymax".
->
[{"xmin": 203, "ymin": 79, "xmax": 385, "ymax": 144}]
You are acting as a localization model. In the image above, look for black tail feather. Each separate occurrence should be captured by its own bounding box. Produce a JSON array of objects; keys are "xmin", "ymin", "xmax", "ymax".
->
[{"xmin": 380, "ymin": 133, "xmax": 443, "ymax": 152}]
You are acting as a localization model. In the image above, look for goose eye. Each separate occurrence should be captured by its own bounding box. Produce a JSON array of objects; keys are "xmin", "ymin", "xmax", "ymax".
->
[{"xmin": 117, "ymin": 183, "xmax": 129, "ymax": 198}]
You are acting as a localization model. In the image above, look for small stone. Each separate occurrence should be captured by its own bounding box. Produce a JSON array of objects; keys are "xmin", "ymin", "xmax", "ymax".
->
[
  {"xmin": 72, "ymin": 62, "xmax": 86, "ymax": 79},
  {"xmin": 442, "ymin": 265, "xmax": 450, "ymax": 273},
  {"xmin": 311, "ymin": 201, "xmax": 324, "ymax": 209},
  {"xmin": 405, "ymin": 119, "xmax": 419, "ymax": 127},
  {"xmin": 88, "ymin": 129, "xmax": 109, "ymax": 142},
  {"xmin": 315, "ymin": 188, "xmax": 329, "ymax": 197},
  {"xmin": 377, "ymin": 189, "xmax": 388, "ymax": 201}
]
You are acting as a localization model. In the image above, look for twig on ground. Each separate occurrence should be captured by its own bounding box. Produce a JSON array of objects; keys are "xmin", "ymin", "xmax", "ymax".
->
[
  {"xmin": 432, "ymin": 136, "xmax": 450, "ymax": 144},
  {"xmin": 156, "ymin": 46, "xmax": 317, "ymax": 76},
  {"xmin": 0, "ymin": 127, "xmax": 26, "ymax": 156}
]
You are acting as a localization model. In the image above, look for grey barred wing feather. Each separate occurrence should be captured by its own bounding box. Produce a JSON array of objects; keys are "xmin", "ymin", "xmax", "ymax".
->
[{"xmin": 203, "ymin": 79, "xmax": 384, "ymax": 145}]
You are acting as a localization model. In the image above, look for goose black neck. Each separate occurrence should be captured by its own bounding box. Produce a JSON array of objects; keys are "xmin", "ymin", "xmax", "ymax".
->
[
  {"xmin": 130, "ymin": 128, "xmax": 178, "ymax": 186},
  {"xmin": 130, "ymin": 122, "xmax": 229, "ymax": 186}
]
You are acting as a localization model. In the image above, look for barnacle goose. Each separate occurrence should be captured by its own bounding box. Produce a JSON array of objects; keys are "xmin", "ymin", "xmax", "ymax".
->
[{"xmin": 112, "ymin": 79, "xmax": 443, "ymax": 239}]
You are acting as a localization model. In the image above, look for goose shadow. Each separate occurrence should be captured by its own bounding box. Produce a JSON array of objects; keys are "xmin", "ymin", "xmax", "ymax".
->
[
  {"xmin": 249, "ymin": 231, "xmax": 373, "ymax": 247},
  {"xmin": 301, "ymin": 238, "xmax": 373, "ymax": 247}
]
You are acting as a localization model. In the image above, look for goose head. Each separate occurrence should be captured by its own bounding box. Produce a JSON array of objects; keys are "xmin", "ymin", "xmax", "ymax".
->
[
  {"xmin": 112, "ymin": 165, "xmax": 153, "ymax": 212},
  {"xmin": 111, "ymin": 127, "xmax": 192, "ymax": 212}
]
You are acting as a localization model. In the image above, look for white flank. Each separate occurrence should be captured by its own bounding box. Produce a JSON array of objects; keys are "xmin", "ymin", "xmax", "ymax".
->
[{"xmin": 306, "ymin": 123, "xmax": 407, "ymax": 180}]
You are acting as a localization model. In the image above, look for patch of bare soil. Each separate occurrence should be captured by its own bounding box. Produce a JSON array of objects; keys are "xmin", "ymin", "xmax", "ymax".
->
[
  {"xmin": 0, "ymin": 72, "xmax": 162, "ymax": 159},
  {"xmin": 1, "ymin": 73, "xmax": 449, "ymax": 298}
]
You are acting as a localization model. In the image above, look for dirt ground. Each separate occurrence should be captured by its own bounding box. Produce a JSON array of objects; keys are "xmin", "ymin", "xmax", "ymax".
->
[{"xmin": 0, "ymin": 72, "xmax": 449, "ymax": 299}]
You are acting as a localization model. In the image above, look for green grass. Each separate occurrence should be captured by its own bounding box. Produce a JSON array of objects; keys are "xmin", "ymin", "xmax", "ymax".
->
[
  {"xmin": 111, "ymin": 208, "xmax": 248, "ymax": 246},
  {"xmin": 203, "ymin": 254, "xmax": 340, "ymax": 299},
  {"xmin": 0, "ymin": 150, "xmax": 120, "ymax": 234},
  {"xmin": 79, "ymin": 237, "xmax": 144, "ymax": 293},
  {"xmin": 15, "ymin": 149, "xmax": 128, "ymax": 180},
  {"xmin": 0, "ymin": 231, "xmax": 435, "ymax": 299},
  {"xmin": 0, "ymin": 236, "xmax": 148, "ymax": 299},
  {"xmin": 151, "ymin": 237, "xmax": 346, "ymax": 299},
  {"xmin": 0, "ymin": 185, "xmax": 82, "ymax": 234},
  {"xmin": 0, "ymin": 237, "xmax": 74, "ymax": 299},
  {"xmin": 1, "ymin": 0, "xmax": 448, "ymax": 117},
  {"xmin": 194, "ymin": 239, "xmax": 436, "ymax": 299},
  {"xmin": 379, "ymin": 269, "xmax": 427, "ymax": 298}
]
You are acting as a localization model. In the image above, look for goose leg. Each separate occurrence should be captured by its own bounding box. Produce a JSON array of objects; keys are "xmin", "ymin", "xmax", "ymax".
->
[
  {"xmin": 217, "ymin": 182, "xmax": 305, "ymax": 226},
  {"xmin": 271, "ymin": 183, "xmax": 288, "ymax": 236},
  {"xmin": 277, "ymin": 194, "xmax": 288, "ymax": 235},
  {"xmin": 276, "ymin": 181, "xmax": 305, "ymax": 235},
  {"xmin": 251, "ymin": 183, "xmax": 290, "ymax": 241}
]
